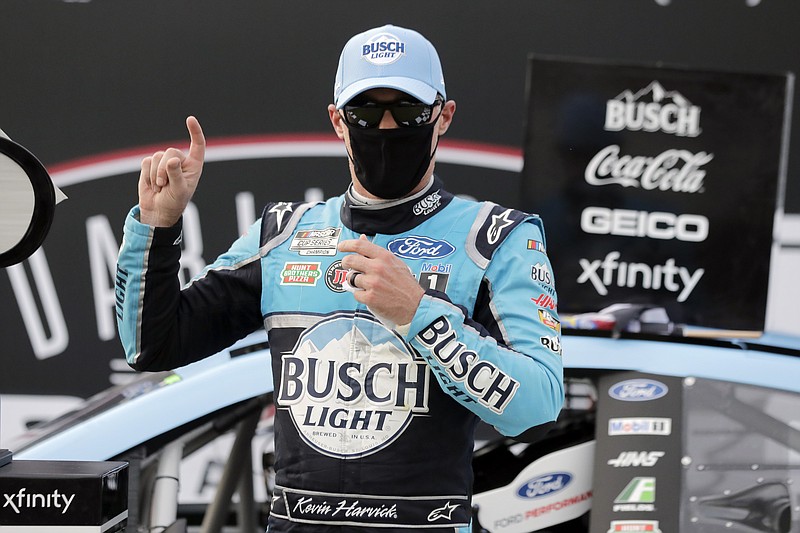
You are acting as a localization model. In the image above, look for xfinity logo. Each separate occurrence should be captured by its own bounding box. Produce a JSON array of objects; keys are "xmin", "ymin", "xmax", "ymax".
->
[
  {"xmin": 605, "ymin": 81, "xmax": 702, "ymax": 137},
  {"xmin": 581, "ymin": 206, "xmax": 709, "ymax": 242},
  {"xmin": 609, "ymin": 379, "xmax": 669, "ymax": 401},
  {"xmin": 578, "ymin": 251, "xmax": 704, "ymax": 302},
  {"xmin": 3, "ymin": 488, "xmax": 75, "ymax": 515}
]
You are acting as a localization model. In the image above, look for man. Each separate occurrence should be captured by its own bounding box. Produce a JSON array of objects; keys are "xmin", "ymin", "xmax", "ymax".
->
[{"xmin": 117, "ymin": 24, "xmax": 563, "ymax": 532}]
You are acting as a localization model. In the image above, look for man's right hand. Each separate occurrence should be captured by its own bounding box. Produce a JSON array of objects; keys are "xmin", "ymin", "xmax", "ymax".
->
[{"xmin": 138, "ymin": 116, "xmax": 206, "ymax": 227}]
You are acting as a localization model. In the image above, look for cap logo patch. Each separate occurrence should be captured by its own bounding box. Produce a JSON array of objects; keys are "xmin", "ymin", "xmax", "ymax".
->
[{"xmin": 362, "ymin": 32, "xmax": 405, "ymax": 65}]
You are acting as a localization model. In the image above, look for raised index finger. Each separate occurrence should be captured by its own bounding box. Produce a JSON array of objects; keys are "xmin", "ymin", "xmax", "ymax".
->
[
  {"xmin": 186, "ymin": 116, "xmax": 206, "ymax": 162},
  {"xmin": 338, "ymin": 235, "xmax": 382, "ymax": 257}
]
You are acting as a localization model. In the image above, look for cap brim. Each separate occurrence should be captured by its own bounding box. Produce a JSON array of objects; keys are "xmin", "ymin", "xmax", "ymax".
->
[{"xmin": 336, "ymin": 77, "xmax": 438, "ymax": 108}]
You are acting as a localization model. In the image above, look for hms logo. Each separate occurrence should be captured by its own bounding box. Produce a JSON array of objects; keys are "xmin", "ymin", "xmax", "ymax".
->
[{"xmin": 605, "ymin": 81, "xmax": 701, "ymax": 137}]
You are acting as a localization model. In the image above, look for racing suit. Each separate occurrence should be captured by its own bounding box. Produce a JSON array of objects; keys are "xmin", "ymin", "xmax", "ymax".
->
[{"xmin": 116, "ymin": 176, "xmax": 564, "ymax": 533}]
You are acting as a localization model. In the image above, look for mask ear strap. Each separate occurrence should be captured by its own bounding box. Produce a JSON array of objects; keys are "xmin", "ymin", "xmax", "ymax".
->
[
  {"xmin": 429, "ymin": 104, "xmax": 445, "ymax": 157},
  {"xmin": 339, "ymin": 114, "xmax": 363, "ymax": 174}
]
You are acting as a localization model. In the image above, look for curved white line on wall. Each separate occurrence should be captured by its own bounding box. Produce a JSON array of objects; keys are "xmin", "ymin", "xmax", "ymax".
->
[{"xmin": 48, "ymin": 134, "xmax": 524, "ymax": 188}]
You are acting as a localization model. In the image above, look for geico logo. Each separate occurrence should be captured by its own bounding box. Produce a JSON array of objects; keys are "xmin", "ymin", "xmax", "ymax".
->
[{"xmin": 581, "ymin": 206, "xmax": 709, "ymax": 242}]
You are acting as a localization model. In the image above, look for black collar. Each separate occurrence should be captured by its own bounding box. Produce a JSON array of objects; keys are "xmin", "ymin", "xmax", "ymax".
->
[{"xmin": 340, "ymin": 176, "xmax": 454, "ymax": 235}]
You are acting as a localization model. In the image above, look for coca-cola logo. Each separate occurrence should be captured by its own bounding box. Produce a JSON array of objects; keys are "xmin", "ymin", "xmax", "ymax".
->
[
  {"xmin": 516, "ymin": 472, "xmax": 572, "ymax": 499},
  {"xmin": 609, "ymin": 379, "xmax": 669, "ymax": 401},
  {"xmin": 585, "ymin": 145, "xmax": 713, "ymax": 193},
  {"xmin": 387, "ymin": 236, "xmax": 455, "ymax": 260}
]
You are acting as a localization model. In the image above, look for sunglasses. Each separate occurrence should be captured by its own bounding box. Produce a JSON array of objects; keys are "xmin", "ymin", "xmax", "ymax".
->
[{"xmin": 343, "ymin": 96, "xmax": 443, "ymax": 129}]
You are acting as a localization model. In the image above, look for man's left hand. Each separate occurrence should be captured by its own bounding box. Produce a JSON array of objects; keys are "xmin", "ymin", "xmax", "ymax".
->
[{"xmin": 338, "ymin": 235, "xmax": 425, "ymax": 327}]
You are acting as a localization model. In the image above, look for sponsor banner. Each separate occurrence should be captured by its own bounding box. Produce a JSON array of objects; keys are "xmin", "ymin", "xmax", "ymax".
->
[
  {"xmin": 0, "ymin": 460, "xmax": 128, "ymax": 527},
  {"xmin": 589, "ymin": 372, "xmax": 683, "ymax": 533},
  {"xmin": 472, "ymin": 441, "xmax": 594, "ymax": 533},
  {"xmin": 521, "ymin": 55, "xmax": 793, "ymax": 331}
]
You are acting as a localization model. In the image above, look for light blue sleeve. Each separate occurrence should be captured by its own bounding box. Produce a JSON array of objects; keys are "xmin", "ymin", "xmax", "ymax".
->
[{"xmin": 405, "ymin": 217, "xmax": 564, "ymax": 437}]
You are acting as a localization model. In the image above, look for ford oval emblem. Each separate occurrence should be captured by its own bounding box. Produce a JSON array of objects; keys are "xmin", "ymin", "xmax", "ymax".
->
[
  {"xmin": 609, "ymin": 379, "xmax": 669, "ymax": 401},
  {"xmin": 516, "ymin": 472, "xmax": 572, "ymax": 499},
  {"xmin": 387, "ymin": 236, "xmax": 455, "ymax": 260}
]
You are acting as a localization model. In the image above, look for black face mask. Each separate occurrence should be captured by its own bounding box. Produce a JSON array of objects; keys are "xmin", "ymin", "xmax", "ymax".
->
[{"xmin": 344, "ymin": 121, "xmax": 439, "ymax": 199}]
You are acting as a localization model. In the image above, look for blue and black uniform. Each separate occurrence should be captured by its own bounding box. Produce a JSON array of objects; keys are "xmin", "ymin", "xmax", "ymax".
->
[{"xmin": 116, "ymin": 176, "xmax": 564, "ymax": 533}]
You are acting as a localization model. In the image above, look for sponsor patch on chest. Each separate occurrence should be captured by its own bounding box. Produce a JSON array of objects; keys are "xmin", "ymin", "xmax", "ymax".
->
[
  {"xmin": 281, "ymin": 262, "xmax": 322, "ymax": 286},
  {"xmin": 289, "ymin": 227, "xmax": 342, "ymax": 256}
]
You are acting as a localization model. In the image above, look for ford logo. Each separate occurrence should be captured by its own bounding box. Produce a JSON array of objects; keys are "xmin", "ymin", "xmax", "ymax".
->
[
  {"xmin": 387, "ymin": 236, "xmax": 455, "ymax": 260},
  {"xmin": 609, "ymin": 379, "xmax": 669, "ymax": 401},
  {"xmin": 516, "ymin": 472, "xmax": 572, "ymax": 499}
]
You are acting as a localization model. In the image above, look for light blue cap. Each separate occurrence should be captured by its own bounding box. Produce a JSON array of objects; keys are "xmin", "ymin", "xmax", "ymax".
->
[{"xmin": 334, "ymin": 24, "xmax": 446, "ymax": 109}]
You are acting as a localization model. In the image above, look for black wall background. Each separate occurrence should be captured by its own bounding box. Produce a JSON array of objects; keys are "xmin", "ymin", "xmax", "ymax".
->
[{"xmin": 1, "ymin": 0, "xmax": 798, "ymax": 398}]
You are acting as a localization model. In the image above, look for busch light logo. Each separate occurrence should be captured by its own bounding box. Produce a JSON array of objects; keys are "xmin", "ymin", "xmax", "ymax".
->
[
  {"xmin": 605, "ymin": 81, "xmax": 701, "ymax": 137},
  {"xmin": 413, "ymin": 190, "xmax": 442, "ymax": 216},
  {"xmin": 362, "ymin": 32, "xmax": 405, "ymax": 65},
  {"xmin": 516, "ymin": 472, "xmax": 572, "ymax": 499},
  {"xmin": 609, "ymin": 379, "xmax": 669, "ymax": 402},
  {"xmin": 278, "ymin": 313, "xmax": 430, "ymax": 458},
  {"xmin": 388, "ymin": 236, "xmax": 455, "ymax": 260}
]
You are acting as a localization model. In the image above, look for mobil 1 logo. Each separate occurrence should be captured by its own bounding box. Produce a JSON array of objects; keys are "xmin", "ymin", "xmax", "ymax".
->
[{"xmin": 418, "ymin": 262, "xmax": 451, "ymax": 292}]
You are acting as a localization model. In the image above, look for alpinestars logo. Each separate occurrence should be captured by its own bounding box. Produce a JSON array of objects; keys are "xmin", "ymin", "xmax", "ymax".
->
[
  {"xmin": 427, "ymin": 501, "xmax": 459, "ymax": 522},
  {"xmin": 269, "ymin": 202, "xmax": 293, "ymax": 230},
  {"xmin": 613, "ymin": 477, "xmax": 656, "ymax": 512},
  {"xmin": 3, "ymin": 488, "xmax": 75, "ymax": 514},
  {"xmin": 487, "ymin": 209, "xmax": 515, "ymax": 245},
  {"xmin": 605, "ymin": 81, "xmax": 701, "ymax": 137}
]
